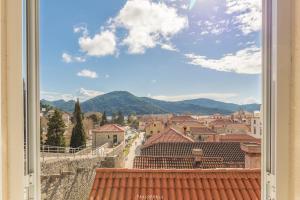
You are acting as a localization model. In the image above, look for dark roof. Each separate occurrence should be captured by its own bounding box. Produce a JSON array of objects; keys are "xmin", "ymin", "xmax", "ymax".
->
[
  {"xmin": 143, "ymin": 128, "xmax": 194, "ymax": 147},
  {"xmin": 141, "ymin": 142, "xmax": 245, "ymax": 164},
  {"xmin": 89, "ymin": 168, "xmax": 261, "ymax": 200},
  {"xmin": 133, "ymin": 156, "xmax": 226, "ymax": 169}
]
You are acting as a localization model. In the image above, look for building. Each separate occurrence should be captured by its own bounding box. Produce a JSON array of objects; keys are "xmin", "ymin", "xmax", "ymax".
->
[
  {"xmin": 189, "ymin": 127, "xmax": 217, "ymax": 142},
  {"xmin": 89, "ymin": 168, "xmax": 261, "ymax": 200},
  {"xmin": 241, "ymin": 142, "xmax": 261, "ymax": 169},
  {"xmin": 145, "ymin": 120, "xmax": 166, "ymax": 137},
  {"xmin": 231, "ymin": 109, "xmax": 254, "ymax": 125},
  {"xmin": 171, "ymin": 120, "xmax": 204, "ymax": 134},
  {"xmin": 225, "ymin": 123, "xmax": 251, "ymax": 134},
  {"xmin": 208, "ymin": 119, "xmax": 233, "ymax": 133},
  {"xmin": 215, "ymin": 133, "xmax": 261, "ymax": 143},
  {"xmin": 91, "ymin": 124, "xmax": 125, "ymax": 148},
  {"xmin": 143, "ymin": 128, "xmax": 194, "ymax": 148},
  {"xmin": 251, "ymin": 110, "xmax": 263, "ymax": 138},
  {"xmin": 169, "ymin": 115, "xmax": 197, "ymax": 124}
]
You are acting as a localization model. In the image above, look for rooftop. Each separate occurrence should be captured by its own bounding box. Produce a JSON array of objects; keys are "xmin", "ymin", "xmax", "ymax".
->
[
  {"xmin": 143, "ymin": 128, "xmax": 194, "ymax": 147},
  {"xmin": 91, "ymin": 124, "xmax": 125, "ymax": 133},
  {"xmin": 133, "ymin": 156, "xmax": 225, "ymax": 169},
  {"xmin": 170, "ymin": 115, "xmax": 196, "ymax": 122},
  {"xmin": 217, "ymin": 134, "xmax": 261, "ymax": 143},
  {"xmin": 89, "ymin": 168, "xmax": 261, "ymax": 200},
  {"xmin": 190, "ymin": 127, "xmax": 217, "ymax": 134},
  {"xmin": 141, "ymin": 142, "xmax": 245, "ymax": 164}
]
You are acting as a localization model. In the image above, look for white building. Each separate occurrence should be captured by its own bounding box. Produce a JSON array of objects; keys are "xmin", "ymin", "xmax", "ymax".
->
[{"xmin": 250, "ymin": 109, "xmax": 263, "ymax": 138}]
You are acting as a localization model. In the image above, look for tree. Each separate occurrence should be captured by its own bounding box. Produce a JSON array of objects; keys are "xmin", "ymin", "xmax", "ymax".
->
[
  {"xmin": 70, "ymin": 99, "xmax": 86, "ymax": 148},
  {"xmin": 87, "ymin": 113, "xmax": 100, "ymax": 125},
  {"xmin": 100, "ymin": 111, "xmax": 108, "ymax": 126},
  {"xmin": 45, "ymin": 109, "xmax": 66, "ymax": 147},
  {"xmin": 111, "ymin": 112, "xmax": 117, "ymax": 123},
  {"xmin": 116, "ymin": 111, "xmax": 125, "ymax": 125}
]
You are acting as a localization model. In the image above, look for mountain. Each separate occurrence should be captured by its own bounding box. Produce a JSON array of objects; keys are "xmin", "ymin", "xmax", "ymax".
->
[
  {"xmin": 181, "ymin": 98, "xmax": 260, "ymax": 112},
  {"xmin": 41, "ymin": 99, "xmax": 75, "ymax": 112},
  {"xmin": 41, "ymin": 91, "xmax": 261, "ymax": 115},
  {"xmin": 80, "ymin": 91, "xmax": 166, "ymax": 115}
]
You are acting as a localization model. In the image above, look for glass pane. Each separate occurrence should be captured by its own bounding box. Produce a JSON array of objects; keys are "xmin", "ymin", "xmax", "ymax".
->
[{"xmin": 40, "ymin": 0, "xmax": 263, "ymax": 199}]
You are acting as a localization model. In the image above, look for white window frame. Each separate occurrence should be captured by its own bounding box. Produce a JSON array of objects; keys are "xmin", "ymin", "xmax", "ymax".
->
[
  {"xmin": 262, "ymin": 0, "xmax": 291, "ymax": 199},
  {"xmin": 0, "ymin": 0, "xmax": 293, "ymax": 199}
]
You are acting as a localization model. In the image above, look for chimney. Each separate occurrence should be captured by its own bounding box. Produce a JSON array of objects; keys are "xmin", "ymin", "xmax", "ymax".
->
[
  {"xmin": 192, "ymin": 149, "xmax": 203, "ymax": 162},
  {"xmin": 241, "ymin": 143, "xmax": 261, "ymax": 169}
]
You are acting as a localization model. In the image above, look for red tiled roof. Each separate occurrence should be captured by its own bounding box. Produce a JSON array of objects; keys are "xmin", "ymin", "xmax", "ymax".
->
[
  {"xmin": 226, "ymin": 123, "xmax": 251, "ymax": 131},
  {"xmin": 190, "ymin": 127, "xmax": 216, "ymax": 134},
  {"xmin": 209, "ymin": 119, "xmax": 233, "ymax": 126},
  {"xmin": 217, "ymin": 134, "xmax": 261, "ymax": 143},
  {"xmin": 133, "ymin": 156, "xmax": 225, "ymax": 169},
  {"xmin": 143, "ymin": 128, "xmax": 194, "ymax": 147},
  {"xmin": 89, "ymin": 168, "xmax": 261, "ymax": 200},
  {"xmin": 92, "ymin": 124, "xmax": 124, "ymax": 132},
  {"xmin": 170, "ymin": 115, "xmax": 196, "ymax": 122}
]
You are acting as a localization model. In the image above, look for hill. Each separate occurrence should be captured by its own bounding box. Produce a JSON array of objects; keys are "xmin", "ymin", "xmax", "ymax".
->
[{"xmin": 41, "ymin": 91, "xmax": 260, "ymax": 115}]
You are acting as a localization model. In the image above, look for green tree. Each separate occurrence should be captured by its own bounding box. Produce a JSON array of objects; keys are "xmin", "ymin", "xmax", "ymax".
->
[
  {"xmin": 111, "ymin": 112, "xmax": 117, "ymax": 123},
  {"xmin": 100, "ymin": 111, "xmax": 108, "ymax": 126},
  {"xmin": 88, "ymin": 113, "xmax": 100, "ymax": 125},
  {"xmin": 45, "ymin": 109, "xmax": 66, "ymax": 147},
  {"xmin": 70, "ymin": 99, "xmax": 86, "ymax": 148},
  {"xmin": 116, "ymin": 111, "xmax": 125, "ymax": 125}
]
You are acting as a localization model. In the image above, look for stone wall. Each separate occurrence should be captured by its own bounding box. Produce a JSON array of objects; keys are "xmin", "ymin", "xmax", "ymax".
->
[{"xmin": 41, "ymin": 155, "xmax": 120, "ymax": 200}]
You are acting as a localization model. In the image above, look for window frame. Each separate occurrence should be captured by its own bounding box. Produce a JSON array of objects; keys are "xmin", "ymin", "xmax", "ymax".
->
[
  {"xmin": 262, "ymin": 0, "xmax": 292, "ymax": 199},
  {"xmin": 0, "ymin": 0, "xmax": 293, "ymax": 199}
]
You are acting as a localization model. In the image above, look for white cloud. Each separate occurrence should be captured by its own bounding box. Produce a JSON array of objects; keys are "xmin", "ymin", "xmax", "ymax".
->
[
  {"xmin": 78, "ymin": 30, "xmax": 116, "ymax": 57},
  {"xmin": 113, "ymin": 0, "xmax": 188, "ymax": 54},
  {"xmin": 197, "ymin": 19, "xmax": 230, "ymax": 36},
  {"xmin": 41, "ymin": 88, "xmax": 104, "ymax": 102},
  {"xmin": 160, "ymin": 43, "xmax": 178, "ymax": 52},
  {"xmin": 62, "ymin": 53, "xmax": 86, "ymax": 63},
  {"xmin": 152, "ymin": 93, "xmax": 238, "ymax": 102},
  {"xmin": 41, "ymin": 91, "xmax": 74, "ymax": 101},
  {"xmin": 104, "ymin": 74, "xmax": 110, "ymax": 78},
  {"xmin": 73, "ymin": 24, "xmax": 89, "ymax": 36},
  {"xmin": 151, "ymin": 79, "xmax": 157, "ymax": 83},
  {"xmin": 76, "ymin": 88, "xmax": 104, "ymax": 101},
  {"xmin": 226, "ymin": 0, "xmax": 261, "ymax": 35},
  {"xmin": 241, "ymin": 96, "xmax": 259, "ymax": 104},
  {"xmin": 185, "ymin": 46, "xmax": 261, "ymax": 74},
  {"xmin": 77, "ymin": 69, "xmax": 98, "ymax": 79},
  {"xmin": 62, "ymin": 53, "xmax": 72, "ymax": 63}
]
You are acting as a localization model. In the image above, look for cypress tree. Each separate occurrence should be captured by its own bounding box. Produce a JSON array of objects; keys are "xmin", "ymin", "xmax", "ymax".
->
[
  {"xmin": 70, "ymin": 99, "xmax": 86, "ymax": 148},
  {"xmin": 100, "ymin": 111, "xmax": 108, "ymax": 126},
  {"xmin": 45, "ymin": 109, "xmax": 66, "ymax": 147},
  {"xmin": 116, "ymin": 111, "xmax": 125, "ymax": 125}
]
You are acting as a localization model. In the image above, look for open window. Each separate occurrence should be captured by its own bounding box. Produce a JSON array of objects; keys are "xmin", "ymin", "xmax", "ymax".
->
[{"xmin": 0, "ymin": 0, "xmax": 290, "ymax": 199}]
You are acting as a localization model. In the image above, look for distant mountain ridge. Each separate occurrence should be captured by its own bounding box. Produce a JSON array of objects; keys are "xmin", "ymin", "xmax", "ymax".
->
[{"xmin": 40, "ymin": 91, "xmax": 260, "ymax": 115}]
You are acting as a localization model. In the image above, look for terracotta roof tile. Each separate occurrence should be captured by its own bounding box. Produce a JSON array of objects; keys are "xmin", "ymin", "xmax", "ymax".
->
[
  {"xmin": 143, "ymin": 128, "xmax": 194, "ymax": 147},
  {"xmin": 217, "ymin": 134, "xmax": 261, "ymax": 143},
  {"xmin": 89, "ymin": 168, "xmax": 261, "ymax": 200},
  {"xmin": 190, "ymin": 127, "xmax": 217, "ymax": 134},
  {"xmin": 92, "ymin": 124, "xmax": 124, "ymax": 132}
]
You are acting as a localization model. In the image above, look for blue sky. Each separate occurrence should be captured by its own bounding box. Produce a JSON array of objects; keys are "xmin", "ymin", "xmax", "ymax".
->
[{"xmin": 40, "ymin": 0, "xmax": 262, "ymax": 104}]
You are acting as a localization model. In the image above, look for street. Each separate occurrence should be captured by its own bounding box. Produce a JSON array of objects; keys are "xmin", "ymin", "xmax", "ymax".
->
[{"xmin": 124, "ymin": 132, "xmax": 145, "ymax": 168}]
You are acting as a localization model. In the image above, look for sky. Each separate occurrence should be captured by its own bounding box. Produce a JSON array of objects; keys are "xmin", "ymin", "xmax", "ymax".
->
[{"xmin": 40, "ymin": 0, "xmax": 262, "ymax": 104}]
